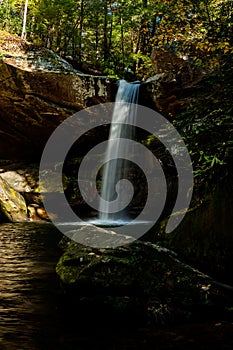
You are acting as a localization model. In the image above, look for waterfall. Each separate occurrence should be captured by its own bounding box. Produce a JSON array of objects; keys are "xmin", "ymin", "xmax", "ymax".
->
[{"xmin": 99, "ymin": 80, "xmax": 140, "ymax": 222}]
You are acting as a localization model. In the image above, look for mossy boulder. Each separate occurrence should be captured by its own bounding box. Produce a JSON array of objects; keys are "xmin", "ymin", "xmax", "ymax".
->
[
  {"xmin": 56, "ymin": 226, "xmax": 232, "ymax": 325},
  {"xmin": 0, "ymin": 175, "xmax": 28, "ymax": 222}
]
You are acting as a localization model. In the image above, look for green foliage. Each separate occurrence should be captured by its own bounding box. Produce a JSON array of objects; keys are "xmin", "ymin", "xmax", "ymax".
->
[
  {"xmin": 143, "ymin": 54, "xmax": 233, "ymax": 187},
  {"xmin": 226, "ymin": 306, "xmax": 233, "ymax": 312},
  {"xmin": 0, "ymin": 0, "xmax": 232, "ymax": 78},
  {"xmin": 173, "ymin": 60, "xmax": 233, "ymax": 183}
]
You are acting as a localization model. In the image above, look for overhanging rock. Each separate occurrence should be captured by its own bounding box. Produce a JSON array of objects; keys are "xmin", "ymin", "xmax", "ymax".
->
[{"xmin": 0, "ymin": 39, "xmax": 110, "ymax": 159}]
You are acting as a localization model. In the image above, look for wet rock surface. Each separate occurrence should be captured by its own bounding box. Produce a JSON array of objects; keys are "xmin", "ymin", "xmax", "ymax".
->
[{"xmin": 56, "ymin": 226, "xmax": 233, "ymax": 325}]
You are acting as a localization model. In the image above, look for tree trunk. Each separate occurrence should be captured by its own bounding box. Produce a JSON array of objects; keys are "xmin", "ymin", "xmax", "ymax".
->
[
  {"xmin": 21, "ymin": 0, "xmax": 29, "ymax": 40},
  {"xmin": 108, "ymin": 5, "xmax": 113, "ymax": 58},
  {"xmin": 78, "ymin": 0, "xmax": 84, "ymax": 62},
  {"xmin": 120, "ymin": 15, "xmax": 124, "ymax": 69},
  {"xmin": 103, "ymin": 0, "xmax": 108, "ymax": 61}
]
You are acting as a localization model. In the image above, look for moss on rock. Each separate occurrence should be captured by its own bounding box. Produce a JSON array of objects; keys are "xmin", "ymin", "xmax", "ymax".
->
[
  {"xmin": 0, "ymin": 175, "xmax": 28, "ymax": 222},
  {"xmin": 56, "ymin": 226, "xmax": 232, "ymax": 325}
]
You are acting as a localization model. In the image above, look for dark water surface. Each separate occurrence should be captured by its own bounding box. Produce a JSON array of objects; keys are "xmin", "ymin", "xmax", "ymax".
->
[
  {"xmin": 1, "ymin": 222, "xmax": 233, "ymax": 350},
  {"xmin": 0, "ymin": 222, "xmax": 63, "ymax": 350}
]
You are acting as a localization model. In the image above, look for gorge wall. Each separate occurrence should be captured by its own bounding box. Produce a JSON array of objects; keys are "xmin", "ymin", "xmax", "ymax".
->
[{"xmin": 0, "ymin": 32, "xmax": 111, "ymax": 160}]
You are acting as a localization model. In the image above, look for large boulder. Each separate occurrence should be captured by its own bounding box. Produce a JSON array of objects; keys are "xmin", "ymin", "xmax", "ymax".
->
[
  {"xmin": 151, "ymin": 47, "xmax": 203, "ymax": 88},
  {"xmin": 0, "ymin": 175, "xmax": 28, "ymax": 222},
  {"xmin": 139, "ymin": 47, "xmax": 204, "ymax": 117},
  {"xmin": 0, "ymin": 160, "xmax": 48, "ymax": 221},
  {"xmin": 155, "ymin": 176, "xmax": 233, "ymax": 282},
  {"xmin": 0, "ymin": 31, "xmax": 110, "ymax": 160},
  {"xmin": 56, "ymin": 226, "xmax": 233, "ymax": 325},
  {"xmin": 0, "ymin": 160, "xmax": 39, "ymax": 193}
]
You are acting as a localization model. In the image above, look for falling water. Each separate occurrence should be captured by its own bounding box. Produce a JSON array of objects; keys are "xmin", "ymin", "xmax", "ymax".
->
[{"xmin": 99, "ymin": 80, "xmax": 140, "ymax": 222}]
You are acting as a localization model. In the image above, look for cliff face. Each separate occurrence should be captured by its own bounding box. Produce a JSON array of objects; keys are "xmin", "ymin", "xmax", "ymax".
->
[
  {"xmin": 0, "ymin": 32, "xmax": 111, "ymax": 221},
  {"xmin": 0, "ymin": 33, "xmax": 110, "ymax": 160}
]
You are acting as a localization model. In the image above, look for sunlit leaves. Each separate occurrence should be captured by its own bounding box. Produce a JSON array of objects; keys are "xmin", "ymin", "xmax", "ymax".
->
[{"xmin": 0, "ymin": 0, "xmax": 232, "ymax": 78}]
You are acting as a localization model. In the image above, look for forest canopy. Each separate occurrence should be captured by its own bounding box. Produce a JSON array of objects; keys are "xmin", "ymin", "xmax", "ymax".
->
[{"xmin": 0, "ymin": 0, "xmax": 232, "ymax": 78}]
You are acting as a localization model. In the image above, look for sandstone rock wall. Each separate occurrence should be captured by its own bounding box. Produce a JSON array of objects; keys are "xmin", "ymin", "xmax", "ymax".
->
[
  {"xmin": 0, "ymin": 45, "xmax": 110, "ymax": 160},
  {"xmin": 139, "ymin": 47, "xmax": 204, "ymax": 117}
]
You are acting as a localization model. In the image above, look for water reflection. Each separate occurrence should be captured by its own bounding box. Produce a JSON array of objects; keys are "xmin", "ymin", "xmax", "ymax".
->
[
  {"xmin": 1, "ymin": 223, "xmax": 232, "ymax": 350},
  {"xmin": 0, "ymin": 222, "xmax": 62, "ymax": 350}
]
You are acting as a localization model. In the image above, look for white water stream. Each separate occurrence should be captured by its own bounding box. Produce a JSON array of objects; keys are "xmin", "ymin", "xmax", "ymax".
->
[{"xmin": 99, "ymin": 80, "xmax": 140, "ymax": 222}]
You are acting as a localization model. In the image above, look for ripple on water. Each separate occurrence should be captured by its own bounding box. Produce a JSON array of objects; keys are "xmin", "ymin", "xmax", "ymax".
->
[{"xmin": 0, "ymin": 222, "xmax": 62, "ymax": 350}]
